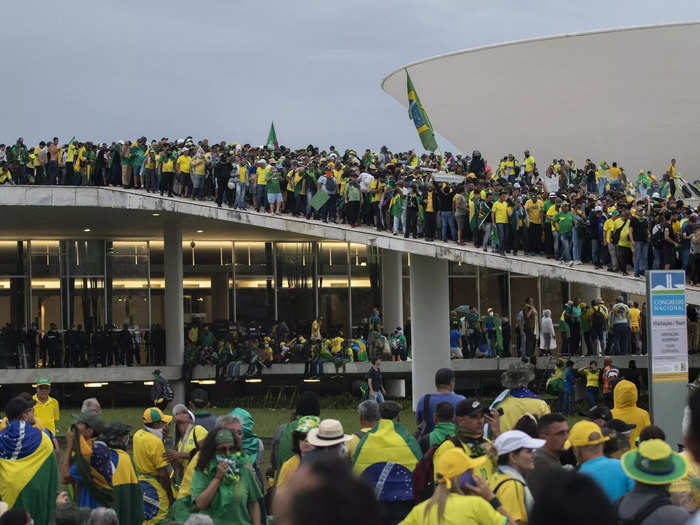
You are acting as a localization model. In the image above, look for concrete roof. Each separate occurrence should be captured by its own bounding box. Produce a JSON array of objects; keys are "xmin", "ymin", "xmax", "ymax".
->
[
  {"xmin": 2, "ymin": 186, "xmax": 699, "ymax": 304},
  {"xmin": 381, "ymin": 22, "xmax": 700, "ymax": 176}
]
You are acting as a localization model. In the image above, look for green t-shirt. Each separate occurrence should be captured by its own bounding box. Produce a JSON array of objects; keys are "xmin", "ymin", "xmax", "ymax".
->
[
  {"xmin": 266, "ymin": 172, "xmax": 281, "ymax": 194},
  {"xmin": 554, "ymin": 211, "xmax": 574, "ymax": 234},
  {"xmin": 345, "ymin": 184, "xmax": 361, "ymax": 202},
  {"xmin": 190, "ymin": 460, "xmax": 262, "ymax": 525}
]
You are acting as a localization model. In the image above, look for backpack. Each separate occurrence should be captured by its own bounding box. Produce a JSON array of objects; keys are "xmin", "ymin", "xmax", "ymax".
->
[
  {"xmin": 614, "ymin": 494, "xmax": 671, "ymax": 525},
  {"xmin": 611, "ymin": 223, "xmax": 625, "ymax": 245},
  {"xmin": 325, "ymin": 176, "xmax": 337, "ymax": 193},
  {"xmin": 411, "ymin": 436, "xmax": 463, "ymax": 503},
  {"xmin": 413, "ymin": 395, "xmax": 432, "ymax": 442},
  {"xmin": 651, "ymin": 225, "xmax": 664, "ymax": 249},
  {"xmin": 592, "ymin": 308, "xmax": 606, "ymax": 329}
]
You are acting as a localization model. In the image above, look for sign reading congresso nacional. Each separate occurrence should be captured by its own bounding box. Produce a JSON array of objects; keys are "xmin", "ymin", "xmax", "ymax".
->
[{"xmin": 647, "ymin": 270, "xmax": 689, "ymax": 383}]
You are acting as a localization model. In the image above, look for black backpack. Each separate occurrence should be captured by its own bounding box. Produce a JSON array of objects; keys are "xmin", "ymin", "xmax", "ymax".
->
[
  {"xmin": 592, "ymin": 308, "xmax": 606, "ymax": 329},
  {"xmin": 413, "ymin": 394, "xmax": 432, "ymax": 443},
  {"xmin": 611, "ymin": 221, "xmax": 626, "ymax": 245},
  {"xmin": 325, "ymin": 176, "xmax": 337, "ymax": 193},
  {"xmin": 651, "ymin": 225, "xmax": 665, "ymax": 249},
  {"xmin": 614, "ymin": 494, "xmax": 671, "ymax": 525}
]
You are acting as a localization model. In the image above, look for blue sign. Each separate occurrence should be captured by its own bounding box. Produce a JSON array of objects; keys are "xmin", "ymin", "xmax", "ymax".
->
[{"xmin": 649, "ymin": 270, "xmax": 686, "ymax": 317}]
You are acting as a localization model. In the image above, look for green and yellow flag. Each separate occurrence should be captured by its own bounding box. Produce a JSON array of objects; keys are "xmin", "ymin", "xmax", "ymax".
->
[
  {"xmin": 0, "ymin": 421, "xmax": 58, "ymax": 525},
  {"xmin": 406, "ymin": 72, "xmax": 438, "ymax": 152},
  {"xmin": 266, "ymin": 122, "xmax": 279, "ymax": 151}
]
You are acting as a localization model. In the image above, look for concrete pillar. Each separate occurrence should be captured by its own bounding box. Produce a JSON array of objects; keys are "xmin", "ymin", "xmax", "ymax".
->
[
  {"xmin": 409, "ymin": 255, "xmax": 451, "ymax": 409},
  {"xmin": 164, "ymin": 224, "xmax": 185, "ymax": 402},
  {"xmin": 211, "ymin": 272, "xmax": 229, "ymax": 321},
  {"xmin": 381, "ymin": 249, "xmax": 403, "ymax": 333}
]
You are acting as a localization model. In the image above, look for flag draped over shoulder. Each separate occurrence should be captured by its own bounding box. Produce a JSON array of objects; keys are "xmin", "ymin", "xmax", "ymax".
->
[
  {"xmin": 406, "ymin": 72, "xmax": 438, "ymax": 152},
  {"xmin": 352, "ymin": 419, "xmax": 422, "ymax": 502},
  {"xmin": 266, "ymin": 122, "xmax": 279, "ymax": 151},
  {"xmin": 111, "ymin": 449, "xmax": 145, "ymax": 525},
  {"xmin": 0, "ymin": 421, "xmax": 58, "ymax": 525},
  {"xmin": 73, "ymin": 433, "xmax": 114, "ymax": 507}
]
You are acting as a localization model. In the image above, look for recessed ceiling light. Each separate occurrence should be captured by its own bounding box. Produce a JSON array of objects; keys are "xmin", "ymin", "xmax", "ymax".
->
[
  {"xmin": 152, "ymin": 213, "xmax": 160, "ymax": 217},
  {"xmin": 196, "ymin": 229, "xmax": 204, "ymax": 233},
  {"xmin": 83, "ymin": 228, "xmax": 91, "ymax": 232}
]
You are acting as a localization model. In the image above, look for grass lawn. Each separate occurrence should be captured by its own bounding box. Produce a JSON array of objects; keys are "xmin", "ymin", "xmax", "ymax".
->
[{"xmin": 99, "ymin": 406, "xmax": 418, "ymax": 439}]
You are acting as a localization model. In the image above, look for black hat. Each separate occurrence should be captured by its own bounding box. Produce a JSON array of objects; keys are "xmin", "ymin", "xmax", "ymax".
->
[
  {"xmin": 456, "ymin": 398, "xmax": 489, "ymax": 417},
  {"xmin": 604, "ymin": 419, "xmax": 636, "ymax": 434},
  {"xmin": 579, "ymin": 405, "xmax": 612, "ymax": 422},
  {"xmin": 5, "ymin": 396, "xmax": 33, "ymax": 420}
]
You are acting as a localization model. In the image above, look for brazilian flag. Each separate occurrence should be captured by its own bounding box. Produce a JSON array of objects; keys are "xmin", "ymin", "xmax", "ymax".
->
[
  {"xmin": 0, "ymin": 421, "xmax": 58, "ymax": 525},
  {"xmin": 111, "ymin": 449, "xmax": 145, "ymax": 525},
  {"xmin": 407, "ymin": 72, "xmax": 438, "ymax": 152},
  {"xmin": 352, "ymin": 420, "xmax": 422, "ymax": 501},
  {"xmin": 320, "ymin": 341, "xmax": 333, "ymax": 362},
  {"xmin": 352, "ymin": 339, "xmax": 368, "ymax": 362}
]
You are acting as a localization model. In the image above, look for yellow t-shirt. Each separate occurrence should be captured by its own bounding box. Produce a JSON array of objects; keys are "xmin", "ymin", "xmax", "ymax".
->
[
  {"xmin": 257, "ymin": 166, "xmax": 270, "ymax": 185},
  {"xmin": 32, "ymin": 395, "xmax": 59, "ymax": 435},
  {"xmin": 66, "ymin": 144, "xmax": 77, "ymax": 163},
  {"xmin": 492, "ymin": 201, "xmax": 509, "ymax": 223},
  {"xmin": 177, "ymin": 155, "xmax": 191, "ymax": 174},
  {"xmin": 489, "ymin": 471, "xmax": 528, "ymax": 523},
  {"xmin": 161, "ymin": 157, "xmax": 174, "ymax": 173},
  {"xmin": 584, "ymin": 369, "xmax": 600, "ymax": 388},
  {"xmin": 401, "ymin": 493, "xmax": 506, "ymax": 525},
  {"xmin": 668, "ymin": 165, "xmax": 677, "ymax": 180},
  {"xmin": 276, "ymin": 454, "xmax": 300, "ymax": 488},
  {"xmin": 603, "ymin": 218, "xmax": 615, "ymax": 244},
  {"xmin": 425, "ymin": 190, "xmax": 436, "ymax": 212},
  {"xmin": 546, "ymin": 206, "xmax": 558, "ymax": 231},
  {"xmin": 144, "ymin": 151, "xmax": 157, "ymax": 169},
  {"xmin": 238, "ymin": 164, "xmax": 248, "ymax": 183},
  {"xmin": 369, "ymin": 180, "xmax": 385, "ymax": 203},
  {"xmin": 524, "ymin": 156, "xmax": 535, "ymax": 173},
  {"xmin": 608, "ymin": 167, "xmax": 622, "ymax": 181},
  {"xmin": 525, "ymin": 199, "xmax": 543, "ymax": 225},
  {"xmin": 191, "ymin": 157, "xmax": 206, "ymax": 175},
  {"xmin": 176, "ymin": 425, "xmax": 208, "ymax": 469},
  {"xmin": 132, "ymin": 428, "xmax": 168, "ymax": 475},
  {"xmin": 629, "ymin": 308, "xmax": 641, "ymax": 332},
  {"xmin": 670, "ymin": 450, "xmax": 700, "ymax": 509}
]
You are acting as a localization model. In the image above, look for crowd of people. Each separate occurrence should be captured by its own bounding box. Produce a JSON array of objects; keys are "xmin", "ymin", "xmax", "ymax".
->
[
  {"xmin": 2, "ymin": 138, "xmax": 700, "ymax": 282},
  {"xmin": 0, "ymin": 363, "xmax": 698, "ymax": 525}
]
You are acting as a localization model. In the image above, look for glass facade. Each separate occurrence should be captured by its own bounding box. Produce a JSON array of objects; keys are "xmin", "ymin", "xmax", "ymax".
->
[{"xmin": 0, "ymin": 239, "xmax": 616, "ymax": 355}]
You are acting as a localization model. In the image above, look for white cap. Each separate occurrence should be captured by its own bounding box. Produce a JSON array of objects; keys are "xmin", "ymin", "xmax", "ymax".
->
[
  {"xmin": 594, "ymin": 206, "xmax": 603, "ymax": 212},
  {"xmin": 549, "ymin": 192, "xmax": 556, "ymax": 197},
  {"xmin": 513, "ymin": 182, "xmax": 521, "ymax": 188},
  {"xmin": 493, "ymin": 430, "xmax": 545, "ymax": 456},
  {"xmin": 652, "ymin": 192, "xmax": 661, "ymax": 199}
]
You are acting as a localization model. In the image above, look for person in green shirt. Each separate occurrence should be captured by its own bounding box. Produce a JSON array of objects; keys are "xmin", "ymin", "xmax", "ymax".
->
[
  {"xmin": 555, "ymin": 202, "xmax": 574, "ymax": 264},
  {"xmin": 190, "ymin": 427, "xmax": 262, "ymax": 525},
  {"xmin": 424, "ymin": 401, "xmax": 457, "ymax": 451},
  {"xmin": 344, "ymin": 178, "xmax": 362, "ymax": 227},
  {"xmin": 266, "ymin": 166, "xmax": 283, "ymax": 215},
  {"xmin": 389, "ymin": 327, "xmax": 408, "ymax": 361}
]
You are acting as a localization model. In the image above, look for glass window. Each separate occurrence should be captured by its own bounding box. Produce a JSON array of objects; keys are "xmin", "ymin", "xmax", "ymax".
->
[
  {"xmin": 350, "ymin": 244, "xmax": 380, "ymax": 334},
  {"xmin": 235, "ymin": 242, "xmax": 273, "ymax": 324},
  {"xmin": 450, "ymin": 276, "xmax": 478, "ymax": 312},
  {"xmin": 479, "ymin": 267, "xmax": 508, "ymax": 318},
  {"xmin": 277, "ymin": 242, "xmax": 315, "ymax": 333},
  {"xmin": 108, "ymin": 242, "xmax": 149, "ymax": 329},
  {"xmin": 30, "ymin": 241, "xmax": 60, "ymax": 278},
  {"xmin": 0, "ymin": 241, "xmax": 27, "ymax": 276}
]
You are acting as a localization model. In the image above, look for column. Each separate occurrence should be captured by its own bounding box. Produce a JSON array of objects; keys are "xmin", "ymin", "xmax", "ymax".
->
[
  {"xmin": 409, "ymin": 255, "xmax": 451, "ymax": 408},
  {"xmin": 381, "ymin": 249, "xmax": 403, "ymax": 333},
  {"xmin": 164, "ymin": 224, "xmax": 185, "ymax": 400},
  {"xmin": 210, "ymin": 272, "xmax": 229, "ymax": 321}
]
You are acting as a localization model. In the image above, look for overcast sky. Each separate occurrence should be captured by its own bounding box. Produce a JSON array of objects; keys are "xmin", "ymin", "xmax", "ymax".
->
[{"xmin": 3, "ymin": 0, "xmax": 700, "ymax": 152}]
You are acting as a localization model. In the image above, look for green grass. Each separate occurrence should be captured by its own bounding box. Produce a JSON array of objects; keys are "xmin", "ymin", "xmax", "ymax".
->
[{"xmin": 98, "ymin": 407, "xmax": 418, "ymax": 439}]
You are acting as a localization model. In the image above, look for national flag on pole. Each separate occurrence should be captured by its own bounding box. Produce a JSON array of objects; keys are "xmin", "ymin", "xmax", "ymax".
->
[
  {"xmin": 266, "ymin": 122, "xmax": 279, "ymax": 150},
  {"xmin": 0, "ymin": 421, "xmax": 59, "ymax": 525},
  {"xmin": 406, "ymin": 72, "xmax": 438, "ymax": 152}
]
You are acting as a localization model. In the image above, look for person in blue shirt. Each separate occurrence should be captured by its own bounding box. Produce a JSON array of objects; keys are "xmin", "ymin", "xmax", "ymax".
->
[
  {"xmin": 449, "ymin": 323, "xmax": 463, "ymax": 358},
  {"xmin": 562, "ymin": 360, "xmax": 575, "ymax": 415},
  {"xmin": 415, "ymin": 368, "xmax": 466, "ymax": 433},
  {"xmin": 567, "ymin": 421, "xmax": 634, "ymax": 503}
]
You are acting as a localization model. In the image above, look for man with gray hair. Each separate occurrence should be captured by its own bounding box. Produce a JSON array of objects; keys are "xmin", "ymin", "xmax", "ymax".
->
[
  {"xmin": 87, "ymin": 507, "xmax": 119, "ymax": 525},
  {"xmin": 184, "ymin": 513, "xmax": 215, "ymax": 525},
  {"xmin": 81, "ymin": 397, "xmax": 102, "ymax": 415},
  {"xmin": 347, "ymin": 400, "xmax": 379, "ymax": 457}
]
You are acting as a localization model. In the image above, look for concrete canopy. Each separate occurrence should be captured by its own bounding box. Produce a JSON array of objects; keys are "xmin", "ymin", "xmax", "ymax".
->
[{"xmin": 381, "ymin": 22, "xmax": 700, "ymax": 176}]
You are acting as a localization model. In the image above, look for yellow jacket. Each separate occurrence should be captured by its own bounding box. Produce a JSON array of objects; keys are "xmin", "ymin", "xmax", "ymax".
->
[{"xmin": 611, "ymin": 380, "xmax": 651, "ymax": 448}]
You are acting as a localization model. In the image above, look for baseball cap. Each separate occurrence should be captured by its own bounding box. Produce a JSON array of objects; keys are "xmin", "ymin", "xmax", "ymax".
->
[
  {"xmin": 604, "ymin": 419, "xmax": 636, "ymax": 434},
  {"xmin": 579, "ymin": 405, "xmax": 612, "ymax": 422},
  {"xmin": 493, "ymin": 430, "xmax": 545, "ymax": 456},
  {"xmin": 5, "ymin": 396, "xmax": 34, "ymax": 420},
  {"xmin": 73, "ymin": 412, "xmax": 105, "ymax": 434},
  {"xmin": 594, "ymin": 205, "xmax": 603, "ymax": 212},
  {"xmin": 565, "ymin": 420, "xmax": 610, "ymax": 449},
  {"xmin": 455, "ymin": 398, "xmax": 489, "ymax": 417},
  {"xmin": 295, "ymin": 415, "xmax": 320, "ymax": 434},
  {"xmin": 435, "ymin": 447, "xmax": 486, "ymax": 489},
  {"xmin": 36, "ymin": 378, "xmax": 51, "ymax": 386},
  {"xmin": 143, "ymin": 407, "xmax": 172, "ymax": 424}
]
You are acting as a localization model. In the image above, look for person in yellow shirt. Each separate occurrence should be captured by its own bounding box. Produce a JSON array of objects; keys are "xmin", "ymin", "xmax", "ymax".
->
[
  {"xmin": 254, "ymin": 159, "xmax": 270, "ymax": 212},
  {"xmin": 608, "ymin": 162, "xmax": 622, "ymax": 191},
  {"xmin": 190, "ymin": 154, "xmax": 206, "ymax": 200},
  {"xmin": 133, "ymin": 407, "xmax": 174, "ymax": 524},
  {"xmin": 491, "ymin": 192, "xmax": 511, "ymax": 255},
  {"xmin": 628, "ymin": 302, "xmax": 642, "ymax": 354},
  {"xmin": 176, "ymin": 150, "xmax": 192, "ymax": 198},
  {"xmin": 615, "ymin": 209, "xmax": 632, "ymax": 275},
  {"xmin": 159, "ymin": 150, "xmax": 176, "ymax": 197},
  {"xmin": 276, "ymin": 416, "xmax": 320, "ymax": 488},
  {"xmin": 603, "ymin": 210, "xmax": 619, "ymax": 272},
  {"xmin": 143, "ymin": 148, "xmax": 158, "ymax": 192},
  {"xmin": 33, "ymin": 378, "xmax": 59, "ymax": 436},
  {"xmin": 490, "ymin": 430, "xmax": 545, "ymax": 524},
  {"xmin": 403, "ymin": 447, "xmax": 510, "ymax": 525},
  {"xmin": 525, "ymin": 194, "xmax": 544, "ymax": 255},
  {"xmin": 523, "ymin": 150, "xmax": 535, "ymax": 183},
  {"xmin": 667, "ymin": 158, "xmax": 678, "ymax": 197},
  {"xmin": 578, "ymin": 361, "xmax": 600, "ymax": 408},
  {"xmin": 165, "ymin": 404, "xmax": 208, "ymax": 490}
]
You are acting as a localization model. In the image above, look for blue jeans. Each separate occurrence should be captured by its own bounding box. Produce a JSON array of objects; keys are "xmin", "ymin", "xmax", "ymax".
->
[
  {"xmin": 322, "ymin": 193, "xmax": 337, "ymax": 222},
  {"xmin": 235, "ymin": 182, "xmax": 247, "ymax": 209},
  {"xmin": 613, "ymin": 323, "xmax": 629, "ymax": 355},
  {"xmin": 560, "ymin": 231, "xmax": 572, "ymax": 261},
  {"xmin": 585, "ymin": 386, "xmax": 599, "ymax": 408},
  {"xmin": 653, "ymin": 247, "xmax": 663, "ymax": 269},
  {"xmin": 305, "ymin": 190, "xmax": 314, "ymax": 216},
  {"xmin": 552, "ymin": 231, "xmax": 560, "ymax": 259},
  {"xmin": 496, "ymin": 223, "xmax": 507, "ymax": 253},
  {"xmin": 682, "ymin": 247, "xmax": 691, "ymax": 270},
  {"xmin": 132, "ymin": 163, "xmax": 142, "ymax": 185},
  {"xmin": 558, "ymin": 390, "xmax": 574, "ymax": 415},
  {"xmin": 609, "ymin": 179, "xmax": 620, "ymax": 191},
  {"xmin": 48, "ymin": 160, "xmax": 59, "ymax": 185},
  {"xmin": 441, "ymin": 211, "xmax": 457, "ymax": 241},
  {"xmin": 572, "ymin": 228, "xmax": 582, "ymax": 261},
  {"xmin": 598, "ymin": 177, "xmax": 607, "ymax": 195},
  {"xmin": 370, "ymin": 391, "xmax": 385, "ymax": 404},
  {"xmin": 255, "ymin": 185, "xmax": 267, "ymax": 211},
  {"xmin": 634, "ymin": 241, "xmax": 649, "ymax": 276},
  {"xmin": 592, "ymin": 239, "xmax": 602, "ymax": 266},
  {"xmin": 482, "ymin": 223, "xmax": 494, "ymax": 251}
]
